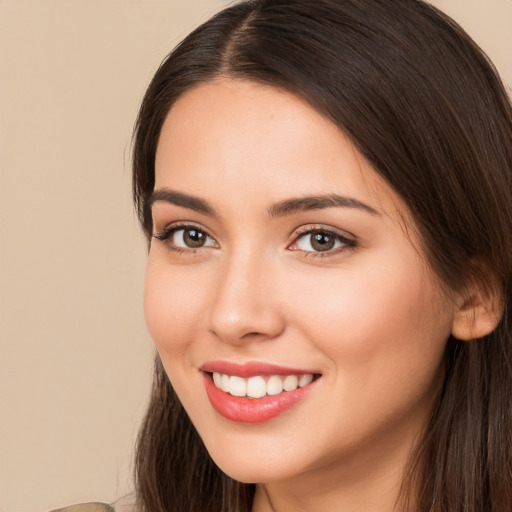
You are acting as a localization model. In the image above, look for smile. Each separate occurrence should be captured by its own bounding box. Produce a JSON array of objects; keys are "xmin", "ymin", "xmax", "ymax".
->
[
  {"xmin": 201, "ymin": 361, "xmax": 321, "ymax": 423},
  {"xmin": 212, "ymin": 372, "xmax": 314, "ymax": 398}
]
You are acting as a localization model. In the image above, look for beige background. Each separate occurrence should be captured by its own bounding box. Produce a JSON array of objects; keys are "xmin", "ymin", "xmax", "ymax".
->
[{"xmin": 0, "ymin": 1, "xmax": 510, "ymax": 511}]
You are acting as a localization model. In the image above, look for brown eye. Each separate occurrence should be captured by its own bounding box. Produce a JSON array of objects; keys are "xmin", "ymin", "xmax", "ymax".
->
[
  {"xmin": 181, "ymin": 228, "xmax": 208, "ymax": 248},
  {"xmin": 292, "ymin": 228, "xmax": 353, "ymax": 255},
  {"xmin": 153, "ymin": 225, "xmax": 217, "ymax": 250},
  {"xmin": 310, "ymin": 231, "xmax": 335, "ymax": 251}
]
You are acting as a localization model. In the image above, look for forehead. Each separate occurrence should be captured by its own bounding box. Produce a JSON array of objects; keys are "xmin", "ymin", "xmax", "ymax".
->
[{"xmin": 154, "ymin": 78, "xmax": 406, "ymax": 221}]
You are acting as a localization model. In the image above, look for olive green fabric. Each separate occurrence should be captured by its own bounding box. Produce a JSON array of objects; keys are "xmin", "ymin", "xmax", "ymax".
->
[
  {"xmin": 50, "ymin": 492, "xmax": 136, "ymax": 512},
  {"xmin": 51, "ymin": 504, "xmax": 114, "ymax": 512}
]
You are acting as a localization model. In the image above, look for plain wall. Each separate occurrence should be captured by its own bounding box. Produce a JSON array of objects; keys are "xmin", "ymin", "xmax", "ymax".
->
[{"xmin": 0, "ymin": 1, "xmax": 510, "ymax": 511}]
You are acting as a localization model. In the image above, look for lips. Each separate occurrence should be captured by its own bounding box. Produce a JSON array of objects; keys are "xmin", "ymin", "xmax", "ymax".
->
[{"xmin": 201, "ymin": 361, "xmax": 320, "ymax": 423}]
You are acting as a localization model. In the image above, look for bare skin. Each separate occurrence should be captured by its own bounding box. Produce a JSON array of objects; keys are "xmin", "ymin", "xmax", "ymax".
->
[{"xmin": 145, "ymin": 78, "xmax": 490, "ymax": 511}]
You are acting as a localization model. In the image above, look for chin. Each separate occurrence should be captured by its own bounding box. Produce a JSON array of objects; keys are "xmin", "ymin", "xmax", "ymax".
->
[
  {"xmin": 200, "ymin": 429, "xmax": 312, "ymax": 485},
  {"xmin": 210, "ymin": 455, "xmax": 293, "ymax": 484}
]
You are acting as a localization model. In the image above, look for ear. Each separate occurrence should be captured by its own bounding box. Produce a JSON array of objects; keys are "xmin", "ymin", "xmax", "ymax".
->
[{"xmin": 451, "ymin": 278, "xmax": 504, "ymax": 341}]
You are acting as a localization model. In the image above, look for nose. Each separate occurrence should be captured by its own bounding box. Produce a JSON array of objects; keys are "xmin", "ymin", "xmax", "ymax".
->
[{"xmin": 207, "ymin": 249, "xmax": 285, "ymax": 346}]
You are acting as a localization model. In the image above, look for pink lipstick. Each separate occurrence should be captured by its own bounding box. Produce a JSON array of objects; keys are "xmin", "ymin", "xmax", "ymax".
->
[{"xmin": 201, "ymin": 361, "xmax": 320, "ymax": 423}]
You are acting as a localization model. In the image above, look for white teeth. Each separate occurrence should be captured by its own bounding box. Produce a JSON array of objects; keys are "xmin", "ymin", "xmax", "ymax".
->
[
  {"xmin": 283, "ymin": 375, "xmax": 299, "ymax": 391},
  {"xmin": 299, "ymin": 374, "xmax": 313, "ymax": 387},
  {"xmin": 211, "ymin": 372, "xmax": 315, "ymax": 398},
  {"xmin": 266, "ymin": 375, "xmax": 283, "ymax": 395},
  {"xmin": 221, "ymin": 374, "xmax": 230, "ymax": 393},
  {"xmin": 229, "ymin": 376, "xmax": 247, "ymax": 397},
  {"xmin": 247, "ymin": 376, "xmax": 267, "ymax": 398}
]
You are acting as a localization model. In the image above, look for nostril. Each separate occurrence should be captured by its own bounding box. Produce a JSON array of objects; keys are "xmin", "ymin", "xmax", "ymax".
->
[{"xmin": 207, "ymin": 291, "xmax": 286, "ymax": 345}]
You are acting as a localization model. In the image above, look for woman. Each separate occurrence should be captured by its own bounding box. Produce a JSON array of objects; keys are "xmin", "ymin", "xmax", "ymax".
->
[{"xmin": 129, "ymin": 0, "xmax": 512, "ymax": 511}]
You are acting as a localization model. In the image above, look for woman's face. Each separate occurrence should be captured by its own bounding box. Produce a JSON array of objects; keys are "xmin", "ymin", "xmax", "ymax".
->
[{"xmin": 145, "ymin": 79, "xmax": 457, "ymax": 487}]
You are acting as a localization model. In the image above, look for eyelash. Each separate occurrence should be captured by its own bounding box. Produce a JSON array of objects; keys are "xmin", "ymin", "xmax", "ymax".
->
[
  {"xmin": 289, "ymin": 225, "xmax": 356, "ymax": 258},
  {"xmin": 153, "ymin": 222, "xmax": 217, "ymax": 254},
  {"xmin": 153, "ymin": 223, "xmax": 356, "ymax": 258}
]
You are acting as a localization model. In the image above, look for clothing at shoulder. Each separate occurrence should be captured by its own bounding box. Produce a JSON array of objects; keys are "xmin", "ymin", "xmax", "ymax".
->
[
  {"xmin": 51, "ymin": 504, "xmax": 114, "ymax": 512},
  {"xmin": 50, "ymin": 493, "xmax": 136, "ymax": 512}
]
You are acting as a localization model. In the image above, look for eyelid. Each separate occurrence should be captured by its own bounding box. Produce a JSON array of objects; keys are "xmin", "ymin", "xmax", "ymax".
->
[
  {"xmin": 153, "ymin": 220, "xmax": 205, "ymax": 239},
  {"xmin": 153, "ymin": 221, "xmax": 218, "ymax": 250},
  {"xmin": 287, "ymin": 225, "xmax": 357, "ymax": 256},
  {"xmin": 152, "ymin": 221, "xmax": 355, "ymax": 257}
]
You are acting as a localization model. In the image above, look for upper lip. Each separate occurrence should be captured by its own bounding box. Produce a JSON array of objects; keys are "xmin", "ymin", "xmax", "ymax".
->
[{"xmin": 200, "ymin": 360, "xmax": 320, "ymax": 378}]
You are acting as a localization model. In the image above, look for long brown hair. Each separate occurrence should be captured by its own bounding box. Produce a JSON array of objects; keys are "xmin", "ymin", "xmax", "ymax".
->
[{"xmin": 132, "ymin": 1, "xmax": 512, "ymax": 510}]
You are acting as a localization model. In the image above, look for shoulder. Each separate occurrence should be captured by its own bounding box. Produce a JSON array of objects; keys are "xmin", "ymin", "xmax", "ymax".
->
[
  {"xmin": 50, "ymin": 504, "xmax": 114, "ymax": 512},
  {"xmin": 51, "ymin": 494, "xmax": 137, "ymax": 512}
]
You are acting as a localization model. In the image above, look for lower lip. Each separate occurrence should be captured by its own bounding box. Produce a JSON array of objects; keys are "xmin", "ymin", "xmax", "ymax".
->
[{"xmin": 203, "ymin": 373, "xmax": 316, "ymax": 423}]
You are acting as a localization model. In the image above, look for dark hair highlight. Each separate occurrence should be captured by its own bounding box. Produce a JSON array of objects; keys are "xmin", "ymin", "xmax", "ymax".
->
[{"xmin": 133, "ymin": 1, "xmax": 512, "ymax": 510}]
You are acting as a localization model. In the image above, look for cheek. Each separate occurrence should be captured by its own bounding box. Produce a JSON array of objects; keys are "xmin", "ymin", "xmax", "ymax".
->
[
  {"xmin": 143, "ymin": 255, "xmax": 207, "ymax": 358},
  {"xmin": 283, "ymin": 255, "xmax": 453, "ymax": 450},
  {"xmin": 286, "ymin": 252, "xmax": 452, "ymax": 386}
]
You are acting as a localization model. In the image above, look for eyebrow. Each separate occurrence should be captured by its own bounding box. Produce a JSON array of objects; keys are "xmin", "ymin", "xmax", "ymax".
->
[
  {"xmin": 148, "ymin": 189, "xmax": 216, "ymax": 215},
  {"xmin": 148, "ymin": 188, "xmax": 379, "ymax": 217},
  {"xmin": 268, "ymin": 194, "xmax": 380, "ymax": 217}
]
